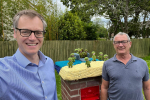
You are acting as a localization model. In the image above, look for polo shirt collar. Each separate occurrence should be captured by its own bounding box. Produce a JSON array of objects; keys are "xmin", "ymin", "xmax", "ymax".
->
[
  {"xmin": 15, "ymin": 48, "xmax": 47, "ymax": 68},
  {"xmin": 130, "ymin": 54, "xmax": 137, "ymax": 62},
  {"xmin": 113, "ymin": 53, "xmax": 137, "ymax": 62}
]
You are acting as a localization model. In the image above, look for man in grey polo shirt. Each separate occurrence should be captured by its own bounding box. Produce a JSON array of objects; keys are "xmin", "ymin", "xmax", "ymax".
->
[{"xmin": 101, "ymin": 32, "xmax": 150, "ymax": 100}]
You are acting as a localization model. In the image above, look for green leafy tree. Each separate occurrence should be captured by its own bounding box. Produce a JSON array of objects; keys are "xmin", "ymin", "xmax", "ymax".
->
[
  {"xmin": 44, "ymin": 3, "xmax": 61, "ymax": 40},
  {"xmin": 83, "ymin": 22, "xmax": 98, "ymax": 40},
  {"xmin": 32, "ymin": 0, "xmax": 61, "ymax": 40},
  {"xmin": 61, "ymin": 0, "xmax": 101, "ymax": 22},
  {"xmin": 92, "ymin": 17, "xmax": 108, "ymax": 38},
  {"xmin": 58, "ymin": 11, "xmax": 86, "ymax": 40},
  {"xmin": 61, "ymin": 0, "xmax": 150, "ymax": 38},
  {"xmin": 97, "ymin": 26, "xmax": 108, "ymax": 38},
  {"xmin": 0, "ymin": 0, "xmax": 60, "ymax": 40},
  {"xmin": 0, "ymin": 0, "xmax": 4, "ymax": 41},
  {"xmin": 0, "ymin": 0, "xmax": 31, "ymax": 41}
]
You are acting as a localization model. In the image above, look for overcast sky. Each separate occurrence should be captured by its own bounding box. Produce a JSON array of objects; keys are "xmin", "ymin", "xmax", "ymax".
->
[{"xmin": 52, "ymin": 0, "xmax": 68, "ymax": 12}]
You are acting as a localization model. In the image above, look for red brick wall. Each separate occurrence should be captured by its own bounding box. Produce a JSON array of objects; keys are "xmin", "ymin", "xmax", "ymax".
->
[{"xmin": 61, "ymin": 76, "xmax": 102, "ymax": 100}]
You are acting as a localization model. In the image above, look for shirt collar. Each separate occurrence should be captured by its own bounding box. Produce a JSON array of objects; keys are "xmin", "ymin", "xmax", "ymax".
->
[
  {"xmin": 15, "ymin": 48, "xmax": 47, "ymax": 68},
  {"xmin": 38, "ymin": 50, "xmax": 47, "ymax": 64},
  {"xmin": 113, "ymin": 53, "xmax": 137, "ymax": 62}
]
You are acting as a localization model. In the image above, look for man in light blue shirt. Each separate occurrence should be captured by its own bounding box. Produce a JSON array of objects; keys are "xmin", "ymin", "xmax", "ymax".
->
[{"xmin": 0, "ymin": 10, "xmax": 58, "ymax": 100}]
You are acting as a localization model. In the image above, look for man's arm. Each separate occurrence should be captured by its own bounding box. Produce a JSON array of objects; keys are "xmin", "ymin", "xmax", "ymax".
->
[
  {"xmin": 101, "ymin": 78, "xmax": 109, "ymax": 100},
  {"xmin": 143, "ymin": 79, "xmax": 150, "ymax": 100},
  {"xmin": 0, "ymin": 64, "xmax": 8, "ymax": 98},
  {"xmin": 54, "ymin": 85, "xmax": 58, "ymax": 100}
]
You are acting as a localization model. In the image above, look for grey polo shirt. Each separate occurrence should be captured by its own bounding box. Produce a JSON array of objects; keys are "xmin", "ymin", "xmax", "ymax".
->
[{"xmin": 102, "ymin": 54, "xmax": 149, "ymax": 100}]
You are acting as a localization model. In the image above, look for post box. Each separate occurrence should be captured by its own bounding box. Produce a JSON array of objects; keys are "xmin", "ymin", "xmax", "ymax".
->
[{"xmin": 81, "ymin": 86, "xmax": 100, "ymax": 100}]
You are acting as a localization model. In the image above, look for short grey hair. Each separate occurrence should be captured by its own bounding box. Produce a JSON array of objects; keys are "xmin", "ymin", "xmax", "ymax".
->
[
  {"xmin": 13, "ymin": 9, "xmax": 47, "ymax": 31},
  {"xmin": 113, "ymin": 32, "xmax": 130, "ymax": 42}
]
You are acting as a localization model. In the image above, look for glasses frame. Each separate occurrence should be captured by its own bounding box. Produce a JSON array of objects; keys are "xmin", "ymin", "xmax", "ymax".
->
[
  {"xmin": 113, "ymin": 40, "xmax": 130, "ymax": 45},
  {"xmin": 15, "ymin": 27, "xmax": 46, "ymax": 38}
]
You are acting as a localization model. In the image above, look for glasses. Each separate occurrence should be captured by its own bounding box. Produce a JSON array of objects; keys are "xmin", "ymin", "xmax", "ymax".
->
[
  {"xmin": 113, "ymin": 40, "xmax": 129, "ymax": 45},
  {"xmin": 16, "ymin": 28, "xmax": 46, "ymax": 38}
]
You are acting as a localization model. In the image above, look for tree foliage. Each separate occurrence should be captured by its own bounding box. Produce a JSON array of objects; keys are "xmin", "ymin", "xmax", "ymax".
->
[
  {"xmin": 32, "ymin": 0, "xmax": 60, "ymax": 40},
  {"xmin": 61, "ymin": 0, "xmax": 150, "ymax": 38},
  {"xmin": 92, "ymin": 18, "xmax": 108, "ymax": 38},
  {"xmin": 2, "ymin": 0, "xmax": 150, "ymax": 40},
  {"xmin": 61, "ymin": 0, "xmax": 101, "ymax": 22},
  {"xmin": 83, "ymin": 22, "xmax": 98, "ymax": 40},
  {"xmin": 0, "ymin": 0, "xmax": 3, "ymax": 41},
  {"xmin": 0, "ymin": 0, "xmax": 60, "ymax": 41},
  {"xmin": 0, "ymin": 0, "xmax": 32, "ymax": 41},
  {"xmin": 58, "ymin": 11, "xmax": 86, "ymax": 40},
  {"xmin": 0, "ymin": 0, "xmax": 104, "ymax": 41}
]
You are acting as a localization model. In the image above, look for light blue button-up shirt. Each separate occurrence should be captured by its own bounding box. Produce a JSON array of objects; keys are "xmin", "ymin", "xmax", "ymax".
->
[{"xmin": 0, "ymin": 49, "xmax": 58, "ymax": 100}]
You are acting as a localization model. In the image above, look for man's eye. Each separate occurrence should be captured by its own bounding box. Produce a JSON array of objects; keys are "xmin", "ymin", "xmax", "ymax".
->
[
  {"xmin": 36, "ymin": 32, "xmax": 42, "ymax": 34},
  {"xmin": 21, "ymin": 30, "xmax": 30, "ymax": 33},
  {"xmin": 122, "ymin": 41, "xmax": 127, "ymax": 43},
  {"xmin": 115, "ymin": 41, "xmax": 119, "ymax": 44}
]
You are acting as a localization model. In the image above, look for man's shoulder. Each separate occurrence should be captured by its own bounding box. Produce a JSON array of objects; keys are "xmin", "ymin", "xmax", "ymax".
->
[
  {"xmin": 104, "ymin": 57, "xmax": 114, "ymax": 63},
  {"xmin": 45, "ymin": 55, "xmax": 52, "ymax": 60},
  {"xmin": 0, "ymin": 56, "xmax": 15, "ymax": 66},
  {"xmin": 136, "ymin": 57, "xmax": 146, "ymax": 62},
  {"xmin": 132, "ymin": 55, "xmax": 147, "ymax": 63},
  {"xmin": 44, "ymin": 56, "xmax": 54, "ymax": 64},
  {"xmin": 0, "ymin": 56, "xmax": 13, "ymax": 62},
  {"xmin": 38, "ymin": 51, "xmax": 53, "ymax": 62},
  {"xmin": 0, "ymin": 56, "xmax": 14, "ymax": 72},
  {"xmin": 0, "ymin": 58, "xmax": 3, "ymax": 61}
]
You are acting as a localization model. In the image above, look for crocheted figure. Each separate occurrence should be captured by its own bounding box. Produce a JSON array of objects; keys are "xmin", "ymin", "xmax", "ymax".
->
[
  {"xmin": 68, "ymin": 57, "xmax": 73, "ymax": 68},
  {"xmin": 79, "ymin": 49, "xmax": 84, "ymax": 58},
  {"xmin": 84, "ymin": 57, "xmax": 91, "ymax": 68},
  {"xmin": 98, "ymin": 52, "xmax": 103, "ymax": 60},
  {"xmin": 75, "ymin": 48, "xmax": 79, "ymax": 54},
  {"xmin": 92, "ymin": 51, "xmax": 96, "ymax": 61},
  {"xmin": 104, "ymin": 54, "xmax": 108, "ymax": 61},
  {"xmin": 84, "ymin": 49, "xmax": 88, "ymax": 57},
  {"xmin": 70, "ymin": 53, "xmax": 76, "ymax": 62},
  {"xmin": 82, "ymin": 52, "xmax": 85, "ymax": 58}
]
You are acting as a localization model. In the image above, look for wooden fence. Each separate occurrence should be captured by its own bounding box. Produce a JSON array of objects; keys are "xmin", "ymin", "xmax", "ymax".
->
[{"xmin": 0, "ymin": 39, "xmax": 150, "ymax": 62}]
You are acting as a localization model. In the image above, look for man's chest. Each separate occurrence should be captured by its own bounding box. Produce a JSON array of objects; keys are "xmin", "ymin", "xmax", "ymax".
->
[{"xmin": 107, "ymin": 62, "xmax": 145, "ymax": 81}]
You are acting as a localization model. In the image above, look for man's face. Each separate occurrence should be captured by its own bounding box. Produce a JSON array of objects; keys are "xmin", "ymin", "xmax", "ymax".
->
[
  {"xmin": 14, "ymin": 15, "xmax": 44, "ymax": 57},
  {"xmin": 113, "ymin": 34, "xmax": 131, "ymax": 55}
]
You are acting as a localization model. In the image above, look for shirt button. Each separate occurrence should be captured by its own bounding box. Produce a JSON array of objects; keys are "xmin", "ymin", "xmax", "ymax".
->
[
  {"xmin": 42, "ymin": 81, "xmax": 44, "ymax": 83},
  {"xmin": 45, "ymin": 96, "xmax": 47, "ymax": 99}
]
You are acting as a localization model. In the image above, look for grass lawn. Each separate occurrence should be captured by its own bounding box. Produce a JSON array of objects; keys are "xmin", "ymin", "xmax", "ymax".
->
[
  {"xmin": 55, "ymin": 55, "xmax": 150, "ymax": 100},
  {"xmin": 55, "ymin": 70, "xmax": 62, "ymax": 100},
  {"xmin": 142, "ymin": 56, "xmax": 150, "ymax": 77},
  {"xmin": 141, "ymin": 56, "xmax": 150, "ymax": 100}
]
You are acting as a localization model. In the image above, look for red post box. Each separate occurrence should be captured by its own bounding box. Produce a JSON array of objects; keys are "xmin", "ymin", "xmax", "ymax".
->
[{"xmin": 81, "ymin": 86, "xmax": 100, "ymax": 100}]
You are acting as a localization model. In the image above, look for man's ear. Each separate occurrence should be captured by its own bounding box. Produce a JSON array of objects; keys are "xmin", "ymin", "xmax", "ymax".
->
[
  {"xmin": 13, "ymin": 28, "xmax": 16, "ymax": 39},
  {"xmin": 129, "ymin": 41, "xmax": 132, "ymax": 47}
]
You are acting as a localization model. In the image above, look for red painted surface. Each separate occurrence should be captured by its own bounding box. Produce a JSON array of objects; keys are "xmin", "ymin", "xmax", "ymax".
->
[{"xmin": 81, "ymin": 86, "xmax": 100, "ymax": 100}]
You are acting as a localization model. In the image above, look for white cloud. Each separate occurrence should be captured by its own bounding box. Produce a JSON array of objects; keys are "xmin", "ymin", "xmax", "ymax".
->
[
  {"xmin": 91, "ymin": 16, "xmax": 110, "ymax": 23},
  {"xmin": 91, "ymin": 16, "xmax": 110, "ymax": 28},
  {"xmin": 52, "ymin": 0, "xmax": 70, "ymax": 12}
]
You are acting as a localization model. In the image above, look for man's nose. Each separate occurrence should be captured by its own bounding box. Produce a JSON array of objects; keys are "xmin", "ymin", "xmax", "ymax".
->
[
  {"xmin": 28, "ymin": 32, "xmax": 36, "ymax": 39},
  {"xmin": 118, "ymin": 42, "xmax": 123, "ymax": 46}
]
